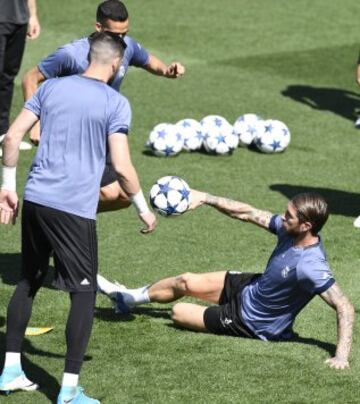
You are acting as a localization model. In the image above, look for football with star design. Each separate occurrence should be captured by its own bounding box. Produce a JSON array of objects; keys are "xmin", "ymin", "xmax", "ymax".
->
[
  {"xmin": 176, "ymin": 119, "xmax": 204, "ymax": 151},
  {"xmin": 201, "ymin": 115, "xmax": 238, "ymax": 155},
  {"xmin": 149, "ymin": 176, "xmax": 191, "ymax": 216},
  {"xmin": 255, "ymin": 119, "xmax": 291, "ymax": 153},
  {"xmin": 233, "ymin": 113, "xmax": 263, "ymax": 147},
  {"xmin": 148, "ymin": 123, "xmax": 184, "ymax": 157}
]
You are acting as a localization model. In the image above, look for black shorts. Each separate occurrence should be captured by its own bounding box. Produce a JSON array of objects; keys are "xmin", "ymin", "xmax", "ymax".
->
[
  {"xmin": 203, "ymin": 271, "xmax": 261, "ymax": 338},
  {"xmin": 22, "ymin": 201, "xmax": 98, "ymax": 292},
  {"xmin": 100, "ymin": 160, "xmax": 118, "ymax": 188}
]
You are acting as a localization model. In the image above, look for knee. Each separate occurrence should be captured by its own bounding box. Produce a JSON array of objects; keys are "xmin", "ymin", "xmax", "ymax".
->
[
  {"xmin": 171, "ymin": 302, "xmax": 187, "ymax": 323},
  {"xmin": 100, "ymin": 184, "xmax": 131, "ymax": 207}
]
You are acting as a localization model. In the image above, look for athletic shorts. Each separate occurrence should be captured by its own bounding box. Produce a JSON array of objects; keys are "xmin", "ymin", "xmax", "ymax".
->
[
  {"xmin": 203, "ymin": 271, "xmax": 261, "ymax": 338},
  {"xmin": 22, "ymin": 201, "xmax": 98, "ymax": 292},
  {"xmin": 100, "ymin": 160, "xmax": 118, "ymax": 188}
]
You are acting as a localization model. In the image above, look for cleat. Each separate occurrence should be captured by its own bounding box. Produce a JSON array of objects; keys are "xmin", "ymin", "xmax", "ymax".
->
[
  {"xmin": 355, "ymin": 117, "xmax": 360, "ymax": 128},
  {"xmin": 115, "ymin": 291, "xmax": 131, "ymax": 314},
  {"xmin": 97, "ymin": 274, "xmax": 126, "ymax": 300},
  {"xmin": 354, "ymin": 216, "xmax": 360, "ymax": 228},
  {"xmin": 57, "ymin": 386, "xmax": 100, "ymax": 403},
  {"xmin": 0, "ymin": 371, "xmax": 39, "ymax": 393}
]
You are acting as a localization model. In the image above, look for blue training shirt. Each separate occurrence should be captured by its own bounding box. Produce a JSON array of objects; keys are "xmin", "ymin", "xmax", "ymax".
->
[
  {"xmin": 38, "ymin": 36, "xmax": 150, "ymax": 91},
  {"xmin": 24, "ymin": 75, "xmax": 131, "ymax": 220},
  {"xmin": 241, "ymin": 215, "xmax": 335, "ymax": 341}
]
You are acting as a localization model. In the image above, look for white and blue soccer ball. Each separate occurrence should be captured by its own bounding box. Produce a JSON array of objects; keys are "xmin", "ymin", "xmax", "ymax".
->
[
  {"xmin": 233, "ymin": 113, "xmax": 263, "ymax": 147},
  {"xmin": 255, "ymin": 119, "xmax": 291, "ymax": 153},
  {"xmin": 201, "ymin": 115, "xmax": 238, "ymax": 155},
  {"xmin": 149, "ymin": 176, "xmax": 191, "ymax": 216},
  {"xmin": 148, "ymin": 123, "xmax": 184, "ymax": 157},
  {"xmin": 176, "ymin": 119, "xmax": 204, "ymax": 151}
]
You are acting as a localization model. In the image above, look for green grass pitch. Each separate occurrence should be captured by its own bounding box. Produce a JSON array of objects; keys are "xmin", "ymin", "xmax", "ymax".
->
[{"xmin": 1, "ymin": 0, "xmax": 360, "ymax": 402}]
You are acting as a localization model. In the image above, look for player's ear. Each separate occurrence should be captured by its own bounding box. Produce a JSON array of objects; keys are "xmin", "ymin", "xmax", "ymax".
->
[
  {"xmin": 301, "ymin": 221, "xmax": 312, "ymax": 233},
  {"xmin": 95, "ymin": 22, "xmax": 102, "ymax": 32}
]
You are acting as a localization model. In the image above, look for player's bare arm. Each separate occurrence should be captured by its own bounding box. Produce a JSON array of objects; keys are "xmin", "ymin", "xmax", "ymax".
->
[
  {"xmin": 189, "ymin": 189, "xmax": 273, "ymax": 230},
  {"xmin": 145, "ymin": 55, "xmax": 185, "ymax": 78},
  {"xmin": 1, "ymin": 109, "xmax": 39, "ymax": 224},
  {"xmin": 22, "ymin": 67, "xmax": 45, "ymax": 145},
  {"xmin": 320, "ymin": 283, "xmax": 354, "ymax": 370},
  {"xmin": 108, "ymin": 134, "xmax": 156, "ymax": 233},
  {"xmin": 356, "ymin": 63, "xmax": 360, "ymax": 87}
]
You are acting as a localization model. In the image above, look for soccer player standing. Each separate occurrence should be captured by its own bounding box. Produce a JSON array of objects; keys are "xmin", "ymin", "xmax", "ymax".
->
[
  {"xmin": 0, "ymin": 33, "xmax": 156, "ymax": 403},
  {"xmin": 22, "ymin": 0, "xmax": 185, "ymax": 213},
  {"xmin": 0, "ymin": 0, "xmax": 41, "ymax": 155}
]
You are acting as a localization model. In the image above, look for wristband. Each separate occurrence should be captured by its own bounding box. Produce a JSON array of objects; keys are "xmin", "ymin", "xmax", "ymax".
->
[
  {"xmin": 1, "ymin": 165, "xmax": 16, "ymax": 192},
  {"xmin": 131, "ymin": 190, "xmax": 150, "ymax": 214}
]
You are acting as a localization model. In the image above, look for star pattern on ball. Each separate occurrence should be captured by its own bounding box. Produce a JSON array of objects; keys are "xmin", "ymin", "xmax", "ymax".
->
[
  {"xmin": 214, "ymin": 118, "xmax": 223, "ymax": 127},
  {"xmin": 180, "ymin": 188, "xmax": 190, "ymax": 200},
  {"xmin": 270, "ymin": 139, "xmax": 282, "ymax": 151},
  {"xmin": 182, "ymin": 120, "xmax": 191, "ymax": 128},
  {"xmin": 264, "ymin": 124, "xmax": 273, "ymax": 133},
  {"xmin": 216, "ymin": 135, "xmax": 226, "ymax": 144},
  {"xmin": 256, "ymin": 138, "xmax": 263, "ymax": 148},
  {"xmin": 282, "ymin": 128, "xmax": 289, "ymax": 136},
  {"xmin": 157, "ymin": 130, "xmax": 167, "ymax": 139},
  {"xmin": 166, "ymin": 203, "xmax": 179, "ymax": 216},
  {"xmin": 176, "ymin": 133, "xmax": 182, "ymax": 142},
  {"xmin": 164, "ymin": 145, "xmax": 174, "ymax": 156},
  {"xmin": 247, "ymin": 125, "xmax": 257, "ymax": 135},
  {"xmin": 158, "ymin": 182, "xmax": 171, "ymax": 195},
  {"xmin": 196, "ymin": 131, "xmax": 203, "ymax": 141}
]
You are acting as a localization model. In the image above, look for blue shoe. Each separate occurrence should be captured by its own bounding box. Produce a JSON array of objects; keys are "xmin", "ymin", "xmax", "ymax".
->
[
  {"xmin": 115, "ymin": 291, "xmax": 131, "ymax": 314},
  {"xmin": 57, "ymin": 386, "xmax": 99, "ymax": 403},
  {"xmin": 0, "ymin": 366, "xmax": 38, "ymax": 395}
]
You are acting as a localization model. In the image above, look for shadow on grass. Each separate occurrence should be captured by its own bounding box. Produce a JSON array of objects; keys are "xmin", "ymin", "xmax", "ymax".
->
[
  {"xmin": 282, "ymin": 85, "xmax": 360, "ymax": 122},
  {"xmin": 270, "ymin": 184, "xmax": 360, "ymax": 218},
  {"xmin": 0, "ymin": 327, "xmax": 61, "ymax": 402},
  {"xmin": 94, "ymin": 306, "xmax": 170, "ymax": 322},
  {"xmin": 0, "ymin": 253, "xmax": 56, "ymax": 289}
]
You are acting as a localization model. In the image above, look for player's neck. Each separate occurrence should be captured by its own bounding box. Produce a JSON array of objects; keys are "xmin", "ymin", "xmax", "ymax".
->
[
  {"xmin": 82, "ymin": 66, "xmax": 111, "ymax": 83},
  {"xmin": 293, "ymin": 232, "xmax": 319, "ymax": 248}
]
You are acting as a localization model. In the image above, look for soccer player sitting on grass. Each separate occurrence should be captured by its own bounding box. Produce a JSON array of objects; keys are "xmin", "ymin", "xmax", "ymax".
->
[
  {"xmin": 98, "ymin": 190, "xmax": 354, "ymax": 370},
  {"xmin": 22, "ymin": 0, "xmax": 185, "ymax": 213},
  {"xmin": 0, "ymin": 32, "xmax": 156, "ymax": 403}
]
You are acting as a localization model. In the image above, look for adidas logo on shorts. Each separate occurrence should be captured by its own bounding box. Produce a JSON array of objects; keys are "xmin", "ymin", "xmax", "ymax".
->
[{"xmin": 80, "ymin": 278, "xmax": 90, "ymax": 286}]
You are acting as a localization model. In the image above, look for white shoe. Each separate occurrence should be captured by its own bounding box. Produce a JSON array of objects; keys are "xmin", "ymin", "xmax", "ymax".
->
[
  {"xmin": 0, "ymin": 372, "xmax": 39, "ymax": 393},
  {"xmin": 0, "ymin": 134, "xmax": 32, "ymax": 151},
  {"xmin": 97, "ymin": 274, "xmax": 126, "ymax": 300},
  {"xmin": 354, "ymin": 216, "xmax": 360, "ymax": 228},
  {"xmin": 355, "ymin": 118, "xmax": 360, "ymax": 128}
]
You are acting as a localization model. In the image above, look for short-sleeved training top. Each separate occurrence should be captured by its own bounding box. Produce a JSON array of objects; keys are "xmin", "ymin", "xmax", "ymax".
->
[
  {"xmin": 24, "ymin": 75, "xmax": 131, "ymax": 220},
  {"xmin": 240, "ymin": 215, "xmax": 335, "ymax": 341},
  {"xmin": 0, "ymin": 0, "xmax": 29, "ymax": 24},
  {"xmin": 38, "ymin": 36, "xmax": 150, "ymax": 91}
]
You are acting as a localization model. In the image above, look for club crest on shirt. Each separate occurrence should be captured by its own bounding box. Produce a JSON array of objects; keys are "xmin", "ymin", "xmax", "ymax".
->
[{"xmin": 281, "ymin": 266, "xmax": 291, "ymax": 278}]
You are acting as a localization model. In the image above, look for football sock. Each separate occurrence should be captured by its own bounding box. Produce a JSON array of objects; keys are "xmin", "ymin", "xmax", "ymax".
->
[
  {"xmin": 122, "ymin": 286, "xmax": 150, "ymax": 307},
  {"xmin": 4, "ymin": 352, "xmax": 21, "ymax": 369},
  {"xmin": 97, "ymin": 274, "xmax": 122, "ymax": 296},
  {"xmin": 61, "ymin": 372, "xmax": 79, "ymax": 388}
]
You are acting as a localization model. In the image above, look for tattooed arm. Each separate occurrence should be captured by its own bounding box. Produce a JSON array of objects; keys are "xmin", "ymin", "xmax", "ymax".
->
[
  {"xmin": 189, "ymin": 189, "xmax": 273, "ymax": 230},
  {"xmin": 320, "ymin": 283, "xmax": 354, "ymax": 370}
]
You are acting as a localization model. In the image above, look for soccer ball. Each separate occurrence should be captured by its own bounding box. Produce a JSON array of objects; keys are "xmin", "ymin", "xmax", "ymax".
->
[
  {"xmin": 149, "ymin": 176, "xmax": 191, "ymax": 216},
  {"xmin": 176, "ymin": 119, "xmax": 204, "ymax": 151},
  {"xmin": 201, "ymin": 116, "xmax": 238, "ymax": 155},
  {"xmin": 148, "ymin": 123, "xmax": 184, "ymax": 157},
  {"xmin": 255, "ymin": 119, "xmax": 291, "ymax": 153},
  {"xmin": 233, "ymin": 114, "xmax": 263, "ymax": 147}
]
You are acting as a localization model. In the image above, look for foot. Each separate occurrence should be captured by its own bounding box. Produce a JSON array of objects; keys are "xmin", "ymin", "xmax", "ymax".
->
[
  {"xmin": 354, "ymin": 216, "xmax": 360, "ymax": 228},
  {"xmin": 0, "ymin": 368, "xmax": 39, "ymax": 395},
  {"xmin": 115, "ymin": 291, "xmax": 131, "ymax": 314},
  {"xmin": 57, "ymin": 386, "xmax": 100, "ymax": 403},
  {"xmin": 97, "ymin": 274, "xmax": 126, "ymax": 300},
  {"xmin": 355, "ymin": 117, "xmax": 360, "ymax": 128}
]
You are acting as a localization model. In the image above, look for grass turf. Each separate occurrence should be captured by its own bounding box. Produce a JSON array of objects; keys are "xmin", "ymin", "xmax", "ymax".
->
[{"xmin": 1, "ymin": 0, "xmax": 360, "ymax": 402}]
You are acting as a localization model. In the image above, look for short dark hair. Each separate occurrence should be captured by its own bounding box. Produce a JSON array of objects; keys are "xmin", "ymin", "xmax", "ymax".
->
[
  {"xmin": 88, "ymin": 32, "xmax": 125, "ymax": 63},
  {"xmin": 291, "ymin": 193, "xmax": 329, "ymax": 235},
  {"xmin": 96, "ymin": 0, "xmax": 128, "ymax": 25}
]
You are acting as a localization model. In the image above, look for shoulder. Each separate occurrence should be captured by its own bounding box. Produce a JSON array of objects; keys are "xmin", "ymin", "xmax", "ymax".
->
[{"xmin": 58, "ymin": 37, "xmax": 89, "ymax": 57}]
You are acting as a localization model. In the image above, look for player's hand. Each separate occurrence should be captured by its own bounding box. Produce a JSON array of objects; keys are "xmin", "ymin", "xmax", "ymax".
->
[
  {"xmin": 166, "ymin": 62, "xmax": 185, "ymax": 78},
  {"xmin": 27, "ymin": 16, "xmax": 41, "ymax": 40},
  {"xmin": 139, "ymin": 211, "xmax": 157, "ymax": 234},
  {"xmin": 188, "ymin": 189, "xmax": 206, "ymax": 210},
  {"xmin": 325, "ymin": 357, "xmax": 349, "ymax": 370},
  {"xmin": 0, "ymin": 190, "xmax": 19, "ymax": 225},
  {"xmin": 29, "ymin": 121, "xmax": 41, "ymax": 146}
]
